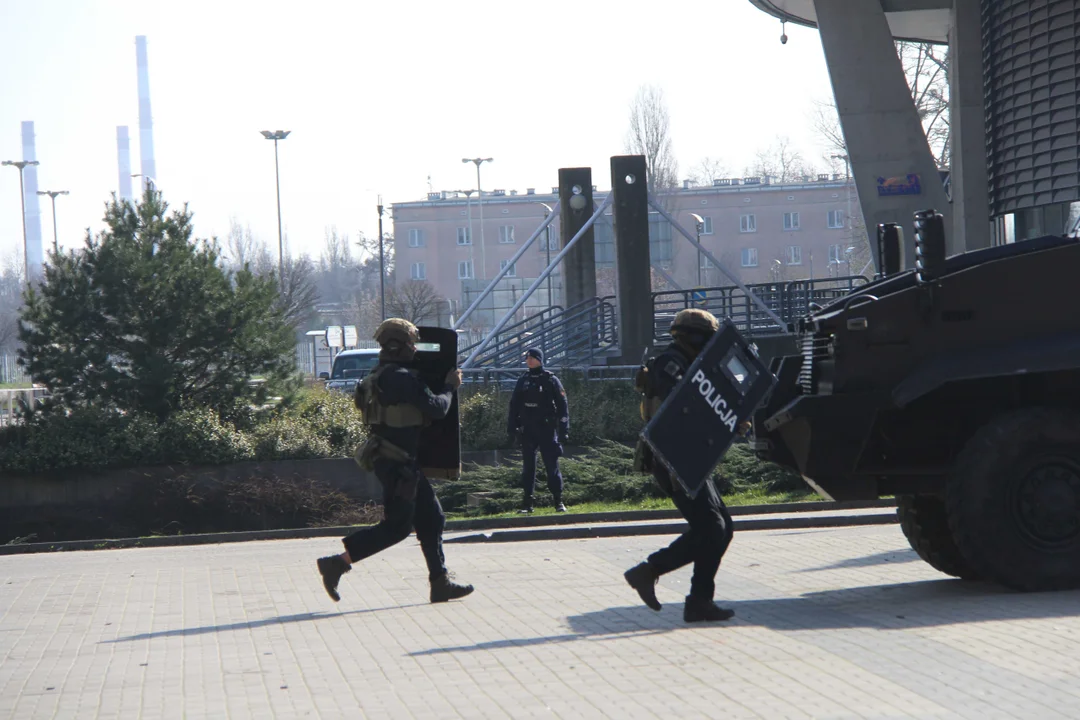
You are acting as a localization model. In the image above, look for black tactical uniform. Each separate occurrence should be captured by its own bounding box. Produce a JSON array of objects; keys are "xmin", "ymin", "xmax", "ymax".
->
[
  {"xmin": 507, "ymin": 348, "xmax": 569, "ymax": 512},
  {"xmin": 317, "ymin": 318, "xmax": 473, "ymax": 605},
  {"xmin": 624, "ymin": 309, "xmax": 736, "ymax": 623}
]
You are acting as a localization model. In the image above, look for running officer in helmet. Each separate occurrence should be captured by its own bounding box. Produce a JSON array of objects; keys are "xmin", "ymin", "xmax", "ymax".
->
[
  {"xmin": 316, "ymin": 318, "xmax": 474, "ymax": 605},
  {"xmin": 623, "ymin": 308, "xmax": 736, "ymax": 623}
]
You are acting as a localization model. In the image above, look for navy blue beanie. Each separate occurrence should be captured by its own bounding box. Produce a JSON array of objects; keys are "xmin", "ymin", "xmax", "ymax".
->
[{"xmin": 526, "ymin": 347, "xmax": 544, "ymax": 364}]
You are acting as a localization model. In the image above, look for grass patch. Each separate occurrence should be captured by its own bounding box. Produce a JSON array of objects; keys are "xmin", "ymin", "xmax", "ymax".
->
[{"xmin": 437, "ymin": 440, "xmax": 809, "ymax": 517}]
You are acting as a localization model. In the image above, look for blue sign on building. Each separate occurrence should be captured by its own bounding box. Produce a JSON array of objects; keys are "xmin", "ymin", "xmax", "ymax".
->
[{"xmin": 876, "ymin": 173, "xmax": 922, "ymax": 197}]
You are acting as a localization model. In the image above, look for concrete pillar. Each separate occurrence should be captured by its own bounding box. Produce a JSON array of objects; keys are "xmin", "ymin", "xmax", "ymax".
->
[
  {"xmin": 610, "ymin": 155, "xmax": 654, "ymax": 363},
  {"xmin": 949, "ymin": 0, "xmax": 991, "ymax": 253},
  {"xmin": 558, "ymin": 167, "xmax": 596, "ymax": 308},
  {"xmin": 813, "ymin": 0, "xmax": 952, "ymax": 268}
]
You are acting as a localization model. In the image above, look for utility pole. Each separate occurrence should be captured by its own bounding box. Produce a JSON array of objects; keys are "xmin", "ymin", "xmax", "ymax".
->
[
  {"xmin": 261, "ymin": 130, "xmax": 291, "ymax": 289},
  {"xmin": 37, "ymin": 189, "xmax": 69, "ymax": 255},
  {"xmin": 2, "ymin": 159, "xmax": 40, "ymax": 284},
  {"xmin": 536, "ymin": 202, "xmax": 554, "ymax": 306},
  {"xmin": 462, "ymin": 157, "xmax": 493, "ymax": 279},
  {"xmin": 377, "ymin": 197, "xmax": 386, "ymax": 321}
]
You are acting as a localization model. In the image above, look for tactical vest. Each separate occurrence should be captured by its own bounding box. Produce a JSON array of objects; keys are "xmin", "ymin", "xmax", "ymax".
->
[
  {"xmin": 355, "ymin": 365, "xmax": 428, "ymax": 428},
  {"xmin": 520, "ymin": 371, "xmax": 557, "ymax": 418},
  {"xmin": 635, "ymin": 352, "xmax": 686, "ymax": 421}
]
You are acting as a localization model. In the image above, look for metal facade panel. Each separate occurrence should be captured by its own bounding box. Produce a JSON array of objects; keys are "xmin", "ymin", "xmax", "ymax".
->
[{"xmin": 983, "ymin": 0, "xmax": 1080, "ymax": 215}]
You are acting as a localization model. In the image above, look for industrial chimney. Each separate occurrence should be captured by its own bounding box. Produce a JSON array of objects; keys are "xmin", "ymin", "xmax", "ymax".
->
[
  {"xmin": 135, "ymin": 36, "xmax": 157, "ymax": 190},
  {"xmin": 116, "ymin": 126, "xmax": 133, "ymax": 202},
  {"xmin": 20, "ymin": 121, "xmax": 44, "ymax": 279}
]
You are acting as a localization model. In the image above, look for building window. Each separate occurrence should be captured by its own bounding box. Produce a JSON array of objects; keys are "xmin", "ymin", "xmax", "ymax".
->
[
  {"xmin": 458, "ymin": 260, "xmax": 473, "ymax": 279},
  {"xmin": 499, "ymin": 259, "xmax": 517, "ymax": 277},
  {"xmin": 827, "ymin": 210, "xmax": 844, "ymax": 229},
  {"xmin": 498, "ymin": 225, "xmax": 515, "ymax": 244},
  {"xmin": 828, "ymin": 243, "xmax": 843, "ymax": 264},
  {"xmin": 457, "ymin": 227, "xmax": 471, "ymax": 245},
  {"xmin": 700, "ymin": 255, "xmax": 714, "ymax": 269},
  {"xmin": 741, "ymin": 248, "xmax": 758, "ymax": 267},
  {"xmin": 740, "ymin": 214, "xmax": 757, "ymax": 233},
  {"xmin": 410, "ymin": 262, "xmax": 426, "ymax": 280},
  {"xmin": 699, "ymin": 216, "xmax": 713, "ymax": 235},
  {"xmin": 788, "ymin": 246, "xmax": 802, "ymax": 265},
  {"xmin": 408, "ymin": 228, "xmax": 424, "ymax": 247},
  {"xmin": 540, "ymin": 234, "xmax": 559, "ymax": 252},
  {"xmin": 783, "ymin": 212, "xmax": 801, "ymax": 231}
]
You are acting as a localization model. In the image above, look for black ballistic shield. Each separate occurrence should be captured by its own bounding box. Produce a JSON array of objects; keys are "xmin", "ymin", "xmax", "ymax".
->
[
  {"xmin": 641, "ymin": 319, "xmax": 777, "ymax": 498},
  {"xmin": 414, "ymin": 327, "xmax": 461, "ymax": 480}
]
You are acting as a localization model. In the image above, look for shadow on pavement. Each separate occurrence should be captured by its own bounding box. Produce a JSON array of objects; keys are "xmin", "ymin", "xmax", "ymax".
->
[
  {"xmin": 102, "ymin": 604, "xmax": 426, "ymax": 643},
  {"xmin": 409, "ymin": 579, "xmax": 1080, "ymax": 655},
  {"xmin": 798, "ymin": 549, "xmax": 921, "ymax": 572}
]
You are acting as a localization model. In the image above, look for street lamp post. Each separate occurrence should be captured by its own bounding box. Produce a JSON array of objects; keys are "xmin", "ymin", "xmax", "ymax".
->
[
  {"xmin": 689, "ymin": 213, "xmax": 705, "ymax": 287},
  {"xmin": 831, "ymin": 153, "xmax": 855, "ymax": 262},
  {"xmin": 535, "ymin": 202, "xmax": 554, "ymax": 306},
  {"xmin": 462, "ymin": 157, "xmax": 493, "ymax": 279},
  {"xmin": 2, "ymin": 159, "xmax": 41, "ymax": 283},
  {"xmin": 377, "ymin": 196, "xmax": 386, "ymax": 321},
  {"xmin": 261, "ymin": 130, "xmax": 291, "ymax": 289},
  {"xmin": 37, "ymin": 189, "xmax": 69, "ymax": 255}
]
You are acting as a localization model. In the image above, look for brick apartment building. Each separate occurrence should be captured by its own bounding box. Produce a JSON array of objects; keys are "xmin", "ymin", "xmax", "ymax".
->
[{"xmin": 390, "ymin": 174, "xmax": 867, "ymax": 331}]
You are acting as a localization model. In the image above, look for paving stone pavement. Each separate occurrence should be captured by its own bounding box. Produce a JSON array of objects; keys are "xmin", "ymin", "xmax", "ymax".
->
[{"xmin": 2, "ymin": 523, "xmax": 1080, "ymax": 719}]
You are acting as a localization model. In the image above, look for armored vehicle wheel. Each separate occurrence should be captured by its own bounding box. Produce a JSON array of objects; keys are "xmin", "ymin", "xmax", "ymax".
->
[
  {"xmin": 896, "ymin": 495, "xmax": 980, "ymax": 580},
  {"xmin": 946, "ymin": 407, "xmax": 1080, "ymax": 592}
]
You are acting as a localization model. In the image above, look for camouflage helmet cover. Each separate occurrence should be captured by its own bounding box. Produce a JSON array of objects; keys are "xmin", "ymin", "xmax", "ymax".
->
[
  {"xmin": 670, "ymin": 308, "xmax": 719, "ymax": 337},
  {"xmin": 374, "ymin": 318, "xmax": 419, "ymax": 346}
]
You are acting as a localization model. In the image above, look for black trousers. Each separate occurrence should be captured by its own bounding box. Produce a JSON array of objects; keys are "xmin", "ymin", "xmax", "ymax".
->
[
  {"xmin": 342, "ymin": 457, "xmax": 447, "ymax": 581},
  {"xmin": 646, "ymin": 466, "xmax": 733, "ymax": 600},
  {"xmin": 520, "ymin": 425, "xmax": 564, "ymax": 500}
]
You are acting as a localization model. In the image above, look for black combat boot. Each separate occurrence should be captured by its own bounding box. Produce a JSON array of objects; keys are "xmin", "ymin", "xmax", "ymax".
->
[
  {"xmin": 624, "ymin": 562, "xmax": 662, "ymax": 611},
  {"xmin": 519, "ymin": 495, "xmax": 534, "ymax": 514},
  {"xmin": 430, "ymin": 572, "xmax": 475, "ymax": 603},
  {"xmin": 554, "ymin": 495, "xmax": 567, "ymax": 512},
  {"xmin": 317, "ymin": 555, "xmax": 351, "ymax": 602},
  {"xmin": 683, "ymin": 594, "xmax": 735, "ymax": 623}
]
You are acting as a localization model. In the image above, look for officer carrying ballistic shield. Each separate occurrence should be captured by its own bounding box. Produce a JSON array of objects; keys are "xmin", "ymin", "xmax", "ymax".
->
[
  {"xmin": 316, "ymin": 318, "xmax": 474, "ymax": 604},
  {"xmin": 507, "ymin": 347, "xmax": 569, "ymax": 513},
  {"xmin": 624, "ymin": 308, "xmax": 736, "ymax": 623}
]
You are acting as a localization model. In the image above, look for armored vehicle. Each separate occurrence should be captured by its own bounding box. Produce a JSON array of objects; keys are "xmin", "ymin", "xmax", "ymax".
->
[{"xmin": 752, "ymin": 209, "xmax": 1080, "ymax": 592}]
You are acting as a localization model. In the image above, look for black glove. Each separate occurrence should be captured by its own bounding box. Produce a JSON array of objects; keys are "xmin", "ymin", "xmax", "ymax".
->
[{"xmin": 558, "ymin": 432, "xmax": 568, "ymax": 444}]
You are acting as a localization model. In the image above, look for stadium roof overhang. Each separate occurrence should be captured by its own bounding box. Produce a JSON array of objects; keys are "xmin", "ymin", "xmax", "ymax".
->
[{"xmin": 749, "ymin": 0, "xmax": 953, "ymax": 44}]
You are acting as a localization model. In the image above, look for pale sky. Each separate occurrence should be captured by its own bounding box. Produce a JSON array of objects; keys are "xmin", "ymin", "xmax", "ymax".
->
[{"xmin": 0, "ymin": 0, "xmax": 838, "ymax": 265}]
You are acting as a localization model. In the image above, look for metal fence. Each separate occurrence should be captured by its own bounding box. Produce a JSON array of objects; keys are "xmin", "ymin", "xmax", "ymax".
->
[
  {"xmin": 1, "ymin": 354, "xmax": 29, "ymax": 385},
  {"xmin": 651, "ymin": 275, "xmax": 869, "ymax": 340},
  {"xmin": 461, "ymin": 364, "xmax": 639, "ymax": 390}
]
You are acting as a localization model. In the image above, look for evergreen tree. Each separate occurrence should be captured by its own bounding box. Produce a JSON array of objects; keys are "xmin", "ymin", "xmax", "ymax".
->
[{"xmin": 18, "ymin": 188, "xmax": 298, "ymax": 421}]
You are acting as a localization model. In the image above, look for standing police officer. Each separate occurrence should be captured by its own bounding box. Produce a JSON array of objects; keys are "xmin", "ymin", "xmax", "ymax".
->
[
  {"xmin": 507, "ymin": 348, "xmax": 569, "ymax": 513},
  {"xmin": 623, "ymin": 309, "xmax": 735, "ymax": 623},
  {"xmin": 316, "ymin": 318, "xmax": 474, "ymax": 605}
]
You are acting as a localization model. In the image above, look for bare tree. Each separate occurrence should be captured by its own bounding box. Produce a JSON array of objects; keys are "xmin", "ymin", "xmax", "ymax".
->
[
  {"xmin": 0, "ymin": 250, "xmax": 24, "ymax": 352},
  {"xmin": 748, "ymin": 135, "xmax": 816, "ymax": 183},
  {"xmin": 276, "ymin": 254, "xmax": 321, "ymax": 331},
  {"xmin": 386, "ymin": 279, "xmax": 441, "ymax": 325},
  {"xmin": 812, "ymin": 41, "xmax": 950, "ymax": 168},
  {"xmin": 687, "ymin": 156, "xmax": 729, "ymax": 187},
  {"xmin": 625, "ymin": 84, "xmax": 679, "ymax": 192},
  {"xmin": 899, "ymin": 41, "xmax": 950, "ymax": 167}
]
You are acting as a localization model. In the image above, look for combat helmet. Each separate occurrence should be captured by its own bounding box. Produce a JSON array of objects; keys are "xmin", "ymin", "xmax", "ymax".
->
[
  {"xmin": 670, "ymin": 308, "xmax": 719, "ymax": 338},
  {"xmin": 374, "ymin": 318, "xmax": 419, "ymax": 347}
]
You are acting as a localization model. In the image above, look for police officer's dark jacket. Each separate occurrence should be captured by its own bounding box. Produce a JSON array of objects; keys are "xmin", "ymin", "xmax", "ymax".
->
[
  {"xmin": 354, "ymin": 361, "xmax": 453, "ymax": 457},
  {"xmin": 508, "ymin": 367, "xmax": 569, "ymax": 438}
]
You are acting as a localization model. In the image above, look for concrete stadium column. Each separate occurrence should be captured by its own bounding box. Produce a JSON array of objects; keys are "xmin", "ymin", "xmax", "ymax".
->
[
  {"xmin": 559, "ymin": 168, "xmax": 596, "ymax": 308},
  {"xmin": 813, "ymin": 0, "xmax": 953, "ymax": 266},
  {"xmin": 610, "ymin": 155, "xmax": 654, "ymax": 363},
  {"xmin": 948, "ymin": 0, "xmax": 991, "ymax": 252}
]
